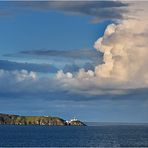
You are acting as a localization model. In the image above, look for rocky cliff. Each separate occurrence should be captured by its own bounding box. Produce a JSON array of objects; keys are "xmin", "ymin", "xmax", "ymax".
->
[
  {"xmin": 69, "ymin": 120, "xmax": 86, "ymax": 126},
  {"xmin": 0, "ymin": 113, "xmax": 86, "ymax": 126}
]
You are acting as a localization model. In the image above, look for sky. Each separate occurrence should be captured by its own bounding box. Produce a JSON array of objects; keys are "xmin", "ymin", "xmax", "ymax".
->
[{"xmin": 0, "ymin": 1, "xmax": 148, "ymax": 122}]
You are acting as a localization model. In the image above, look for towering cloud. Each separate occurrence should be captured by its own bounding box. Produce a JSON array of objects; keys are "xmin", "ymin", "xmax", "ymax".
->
[
  {"xmin": 56, "ymin": 2, "xmax": 148, "ymax": 94},
  {"xmin": 94, "ymin": 2, "xmax": 148, "ymax": 84}
]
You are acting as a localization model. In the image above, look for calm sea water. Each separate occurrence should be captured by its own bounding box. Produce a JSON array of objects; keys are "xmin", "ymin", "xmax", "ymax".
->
[{"xmin": 0, "ymin": 125, "xmax": 148, "ymax": 147}]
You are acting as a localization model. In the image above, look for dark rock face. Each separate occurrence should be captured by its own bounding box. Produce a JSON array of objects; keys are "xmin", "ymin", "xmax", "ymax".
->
[{"xmin": 0, "ymin": 113, "xmax": 86, "ymax": 126}]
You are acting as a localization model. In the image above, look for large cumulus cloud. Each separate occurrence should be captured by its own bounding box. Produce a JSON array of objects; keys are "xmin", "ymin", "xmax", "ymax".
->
[{"xmin": 55, "ymin": 2, "xmax": 148, "ymax": 95}]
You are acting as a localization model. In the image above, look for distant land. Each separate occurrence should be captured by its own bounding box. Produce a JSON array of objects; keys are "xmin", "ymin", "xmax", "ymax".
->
[{"xmin": 0, "ymin": 113, "xmax": 86, "ymax": 126}]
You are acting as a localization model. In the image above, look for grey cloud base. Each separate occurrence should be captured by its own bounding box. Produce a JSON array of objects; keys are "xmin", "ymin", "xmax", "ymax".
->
[{"xmin": 0, "ymin": 1, "xmax": 128, "ymax": 22}]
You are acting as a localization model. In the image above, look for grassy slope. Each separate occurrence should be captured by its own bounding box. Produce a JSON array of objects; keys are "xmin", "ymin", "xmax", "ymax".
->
[{"xmin": 0, "ymin": 114, "xmax": 66, "ymax": 125}]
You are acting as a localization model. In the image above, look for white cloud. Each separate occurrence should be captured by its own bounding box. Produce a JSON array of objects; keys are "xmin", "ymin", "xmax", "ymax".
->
[
  {"xmin": 55, "ymin": 2, "xmax": 148, "ymax": 95},
  {"xmin": 56, "ymin": 70, "xmax": 73, "ymax": 79},
  {"xmin": 1, "ymin": 2, "xmax": 148, "ymax": 97},
  {"xmin": 0, "ymin": 69, "xmax": 37, "ymax": 82}
]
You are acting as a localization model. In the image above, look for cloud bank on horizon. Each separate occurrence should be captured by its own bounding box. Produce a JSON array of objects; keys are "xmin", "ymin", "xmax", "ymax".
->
[{"xmin": 0, "ymin": 1, "xmax": 148, "ymax": 98}]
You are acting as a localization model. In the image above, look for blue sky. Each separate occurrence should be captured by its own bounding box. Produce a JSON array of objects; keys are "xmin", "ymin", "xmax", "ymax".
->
[
  {"xmin": 0, "ymin": 1, "xmax": 148, "ymax": 123},
  {"xmin": 0, "ymin": 9, "xmax": 110, "ymax": 56}
]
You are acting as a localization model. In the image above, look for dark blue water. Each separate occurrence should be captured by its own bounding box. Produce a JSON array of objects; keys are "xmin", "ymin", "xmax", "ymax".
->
[{"xmin": 0, "ymin": 125, "xmax": 148, "ymax": 147}]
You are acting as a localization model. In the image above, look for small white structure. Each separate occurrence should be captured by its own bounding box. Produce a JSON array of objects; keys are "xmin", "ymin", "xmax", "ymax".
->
[
  {"xmin": 70, "ymin": 117, "xmax": 78, "ymax": 122},
  {"xmin": 66, "ymin": 117, "xmax": 78, "ymax": 124}
]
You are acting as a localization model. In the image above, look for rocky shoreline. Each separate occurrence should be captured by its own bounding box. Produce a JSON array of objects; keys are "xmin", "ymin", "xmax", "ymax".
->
[{"xmin": 0, "ymin": 113, "xmax": 86, "ymax": 126}]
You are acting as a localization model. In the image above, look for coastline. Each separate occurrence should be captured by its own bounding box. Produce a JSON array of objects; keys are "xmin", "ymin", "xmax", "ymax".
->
[{"xmin": 0, "ymin": 113, "xmax": 86, "ymax": 126}]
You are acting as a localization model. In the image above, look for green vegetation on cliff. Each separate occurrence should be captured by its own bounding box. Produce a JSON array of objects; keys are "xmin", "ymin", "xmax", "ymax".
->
[{"xmin": 0, "ymin": 113, "xmax": 86, "ymax": 126}]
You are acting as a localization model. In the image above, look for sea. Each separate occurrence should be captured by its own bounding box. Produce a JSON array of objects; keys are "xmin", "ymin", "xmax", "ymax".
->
[{"xmin": 0, "ymin": 124, "xmax": 148, "ymax": 147}]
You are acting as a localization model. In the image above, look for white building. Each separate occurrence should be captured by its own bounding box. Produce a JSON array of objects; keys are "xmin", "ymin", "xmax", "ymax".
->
[
  {"xmin": 66, "ymin": 117, "xmax": 78, "ymax": 124},
  {"xmin": 70, "ymin": 117, "xmax": 78, "ymax": 122}
]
